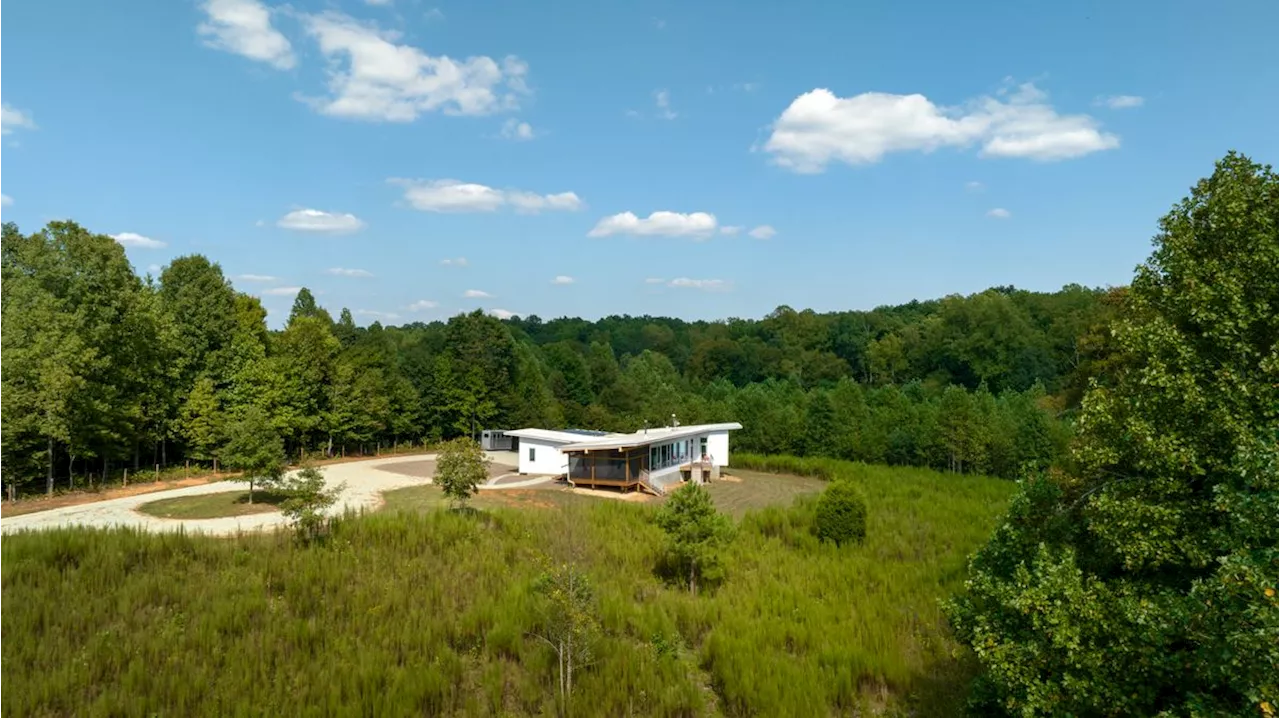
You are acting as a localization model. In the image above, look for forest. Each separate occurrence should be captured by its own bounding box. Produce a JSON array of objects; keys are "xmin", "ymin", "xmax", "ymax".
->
[{"xmin": 2, "ymin": 217, "xmax": 1116, "ymax": 494}]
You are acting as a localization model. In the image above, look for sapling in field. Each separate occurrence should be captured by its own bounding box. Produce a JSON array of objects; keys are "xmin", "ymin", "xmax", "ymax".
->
[
  {"xmin": 530, "ymin": 562, "xmax": 599, "ymax": 714},
  {"xmin": 219, "ymin": 406, "xmax": 285, "ymax": 503},
  {"xmin": 655, "ymin": 481, "xmax": 734, "ymax": 595},
  {"xmin": 434, "ymin": 437, "xmax": 490, "ymax": 510},
  {"xmin": 278, "ymin": 465, "xmax": 343, "ymax": 541}
]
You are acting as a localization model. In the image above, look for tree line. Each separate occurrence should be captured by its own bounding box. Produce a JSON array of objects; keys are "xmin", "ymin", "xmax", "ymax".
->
[{"xmin": 2, "ymin": 221, "xmax": 1116, "ymax": 493}]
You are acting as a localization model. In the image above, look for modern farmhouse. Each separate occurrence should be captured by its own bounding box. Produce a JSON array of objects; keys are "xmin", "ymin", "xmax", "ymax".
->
[{"xmin": 503, "ymin": 422, "xmax": 742, "ymax": 495}]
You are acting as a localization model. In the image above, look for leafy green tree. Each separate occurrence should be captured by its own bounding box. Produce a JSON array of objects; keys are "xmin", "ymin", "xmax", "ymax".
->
[
  {"xmin": 179, "ymin": 376, "xmax": 223, "ymax": 463},
  {"xmin": 530, "ymin": 562, "xmax": 600, "ymax": 711},
  {"xmin": 813, "ymin": 480, "xmax": 867, "ymax": 546},
  {"xmin": 655, "ymin": 481, "xmax": 734, "ymax": 594},
  {"xmin": 288, "ymin": 287, "xmax": 332, "ymax": 326},
  {"xmin": 220, "ymin": 406, "xmax": 286, "ymax": 503},
  {"xmin": 802, "ymin": 390, "xmax": 839, "ymax": 457},
  {"xmin": 434, "ymin": 437, "xmax": 490, "ymax": 509},
  {"xmin": 948, "ymin": 152, "xmax": 1279, "ymax": 716},
  {"xmin": 278, "ymin": 465, "xmax": 343, "ymax": 541}
]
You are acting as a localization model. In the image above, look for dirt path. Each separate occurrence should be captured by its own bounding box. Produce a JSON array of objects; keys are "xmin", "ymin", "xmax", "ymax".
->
[{"xmin": 0, "ymin": 453, "xmax": 510, "ymax": 537}]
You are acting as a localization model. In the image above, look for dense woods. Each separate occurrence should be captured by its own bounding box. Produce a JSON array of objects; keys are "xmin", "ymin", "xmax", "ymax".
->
[{"xmin": 2, "ymin": 218, "xmax": 1114, "ymax": 493}]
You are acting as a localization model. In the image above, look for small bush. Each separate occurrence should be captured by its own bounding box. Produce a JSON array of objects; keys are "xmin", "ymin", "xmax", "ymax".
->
[{"xmin": 813, "ymin": 480, "xmax": 867, "ymax": 546}]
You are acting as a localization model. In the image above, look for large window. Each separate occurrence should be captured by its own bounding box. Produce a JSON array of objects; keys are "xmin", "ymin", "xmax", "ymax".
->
[
  {"xmin": 529, "ymin": 447, "xmax": 536, "ymax": 462},
  {"xmin": 700, "ymin": 437, "xmax": 708, "ymax": 458}
]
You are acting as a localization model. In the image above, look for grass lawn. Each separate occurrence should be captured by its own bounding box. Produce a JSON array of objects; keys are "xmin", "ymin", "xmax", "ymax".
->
[
  {"xmin": 136, "ymin": 490, "xmax": 286, "ymax": 519},
  {"xmin": 707, "ymin": 468, "xmax": 827, "ymax": 517},
  {"xmin": 381, "ymin": 484, "xmax": 594, "ymax": 513}
]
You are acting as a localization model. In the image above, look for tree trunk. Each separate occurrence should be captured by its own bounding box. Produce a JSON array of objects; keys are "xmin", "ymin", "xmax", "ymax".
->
[
  {"xmin": 162, "ymin": 440, "xmax": 167, "ymax": 467},
  {"xmin": 133, "ymin": 443, "xmax": 140, "ymax": 470},
  {"xmin": 248, "ymin": 478, "xmax": 254, "ymax": 504},
  {"xmin": 327, "ymin": 433, "xmax": 333, "ymax": 458},
  {"xmin": 47, "ymin": 437, "xmax": 54, "ymax": 496}
]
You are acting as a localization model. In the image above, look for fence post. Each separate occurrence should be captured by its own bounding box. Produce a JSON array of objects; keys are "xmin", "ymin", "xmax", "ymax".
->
[
  {"xmin": 8, "ymin": 483, "xmax": 14, "ymax": 503},
  {"xmin": 156, "ymin": 464, "xmax": 160, "ymax": 482},
  {"xmin": 185, "ymin": 460, "xmax": 189, "ymax": 478},
  {"xmin": 124, "ymin": 468, "xmax": 128, "ymax": 487}
]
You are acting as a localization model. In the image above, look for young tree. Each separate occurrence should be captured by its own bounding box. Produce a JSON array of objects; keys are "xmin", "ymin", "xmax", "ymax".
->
[
  {"xmin": 278, "ymin": 465, "xmax": 343, "ymax": 541},
  {"xmin": 948, "ymin": 152, "xmax": 1279, "ymax": 716},
  {"xmin": 220, "ymin": 406, "xmax": 285, "ymax": 503},
  {"xmin": 655, "ymin": 481, "xmax": 734, "ymax": 594},
  {"xmin": 179, "ymin": 376, "xmax": 223, "ymax": 464},
  {"xmin": 530, "ymin": 562, "xmax": 599, "ymax": 712},
  {"xmin": 813, "ymin": 480, "xmax": 867, "ymax": 546},
  {"xmin": 434, "ymin": 437, "xmax": 490, "ymax": 509}
]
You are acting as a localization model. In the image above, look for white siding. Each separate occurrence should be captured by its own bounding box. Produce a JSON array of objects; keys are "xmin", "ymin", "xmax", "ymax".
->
[
  {"xmin": 706, "ymin": 431, "xmax": 730, "ymax": 467},
  {"xmin": 517, "ymin": 439, "xmax": 569, "ymax": 475}
]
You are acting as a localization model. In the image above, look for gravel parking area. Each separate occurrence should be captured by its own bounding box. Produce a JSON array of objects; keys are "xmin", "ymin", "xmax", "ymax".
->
[{"xmin": 0, "ymin": 453, "xmax": 512, "ymax": 537}]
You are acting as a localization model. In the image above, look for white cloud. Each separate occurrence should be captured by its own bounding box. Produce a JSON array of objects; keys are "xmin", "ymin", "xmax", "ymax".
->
[
  {"xmin": 391, "ymin": 178, "xmax": 582, "ymax": 213},
  {"xmin": 299, "ymin": 11, "xmax": 529, "ymax": 121},
  {"xmin": 406, "ymin": 299, "xmax": 439, "ymax": 311},
  {"xmin": 668, "ymin": 277, "xmax": 729, "ymax": 291},
  {"xmin": 197, "ymin": 0, "xmax": 296, "ymax": 70},
  {"xmin": 276, "ymin": 208, "xmax": 365, "ymax": 233},
  {"xmin": 719, "ymin": 226, "xmax": 742, "ymax": 236},
  {"xmin": 965, "ymin": 180, "xmax": 985, "ymax": 192},
  {"xmin": 0, "ymin": 194, "xmax": 11, "ymax": 207},
  {"xmin": 363, "ymin": 0, "xmax": 393, "ymax": 5},
  {"xmin": 463, "ymin": 289, "xmax": 492, "ymax": 298},
  {"xmin": 987, "ymin": 207, "xmax": 1012, "ymax": 219},
  {"xmin": 748, "ymin": 225, "xmax": 777, "ymax": 240},
  {"xmin": 236, "ymin": 273, "xmax": 278, "ymax": 282},
  {"xmin": 654, "ymin": 89, "xmax": 677, "ymax": 120},
  {"xmin": 551, "ymin": 275, "xmax": 574, "ymax": 285},
  {"xmin": 440, "ymin": 257, "xmax": 469, "ymax": 267},
  {"xmin": 147, "ymin": 264, "xmax": 163, "ymax": 274},
  {"xmin": 110, "ymin": 232, "xmax": 167, "ymax": 249},
  {"xmin": 500, "ymin": 118, "xmax": 534, "ymax": 140},
  {"xmin": 326, "ymin": 267, "xmax": 374, "ymax": 277},
  {"xmin": 261, "ymin": 286, "xmax": 303, "ymax": 296},
  {"xmin": 0, "ymin": 104, "xmax": 36, "ymax": 135},
  {"xmin": 763, "ymin": 81, "xmax": 1119, "ymax": 172},
  {"xmin": 588, "ymin": 211, "xmax": 717, "ymax": 239},
  {"xmin": 488, "ymin": 308, "xmax": 518, "ymax": 319},
  {"xmin": 356, "ymin": 309, "xmax": 400, "ymax": 321},
  {"xmin": 1096, "ymin": 94, "xmax": 1144, "ymax": 109}
]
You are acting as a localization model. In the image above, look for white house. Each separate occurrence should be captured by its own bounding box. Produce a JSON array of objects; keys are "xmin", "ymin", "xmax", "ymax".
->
[{"xmin": 505, "ymin": 422, "xmax": 742, "ymax": 495}]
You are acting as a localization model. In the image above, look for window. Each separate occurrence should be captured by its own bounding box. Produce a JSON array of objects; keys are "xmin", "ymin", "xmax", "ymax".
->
[
  {"xmin": 700, "ymin": 437, "xmax": 708, "ymax": 458},
  {"xmin": 529, "ymin": 447, "xmax": 536, "ymax": 462}
]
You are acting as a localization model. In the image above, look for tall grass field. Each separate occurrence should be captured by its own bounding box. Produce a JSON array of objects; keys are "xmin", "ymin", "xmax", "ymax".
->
[{"xmin": 1, "ymin": 457, "xmax": 1015, "ymax": 716}]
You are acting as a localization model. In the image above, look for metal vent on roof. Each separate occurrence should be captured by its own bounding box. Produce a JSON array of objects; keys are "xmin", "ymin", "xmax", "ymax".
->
[{"xmin": 557, "ymin": 428, "xmax": 610, "ymax": 437}]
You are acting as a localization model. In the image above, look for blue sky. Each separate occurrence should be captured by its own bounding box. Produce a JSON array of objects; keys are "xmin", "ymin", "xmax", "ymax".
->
[{"xmin": 2, "ymin": 0, "xmax": 1276, "ymax": 327}]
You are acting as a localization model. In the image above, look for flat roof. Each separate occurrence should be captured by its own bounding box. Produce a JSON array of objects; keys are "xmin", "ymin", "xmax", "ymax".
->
[
  {"xmin": 559, "ymin": 422, "xmax": 742, "ymax": 452},
  {"xmin": 503, "ymin": 428, "xmax": 611, "ymax": 444}
]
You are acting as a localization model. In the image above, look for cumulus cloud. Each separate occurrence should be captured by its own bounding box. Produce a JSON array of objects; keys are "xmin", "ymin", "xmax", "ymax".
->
[
  {"xmin": 655, "ymin": 89, "xmax": 677, "ymax": 120},
  {"xmin": 0, "ymin": 104, "xmax": 36, "ymax": 135},
  {"xmin": 261, "ymin": 286, "xmax": 303, "ymax": 296},
  {"xmin": 763, "ymin": 81, "xmax": 1119, "ymax": 172},
  {"xmin": 236, "ymin": 273, "xmax": 278, "ymax": 282},
  {"xmin": 588, "ymin": 211, "xmax": 717, "ymax": 239},
  {"xmin": 406, "ymin": 299, "xmax": 439, "ymax": 311},
  {"xmin": 197, "ymin": 0, "xmax": 296, "ymax": 70},
  {"xmin": 488, "ymin": 308, "xmax": 518, "ymax": 319},
  {"xmin": 298, "ymin": 11, "xmax": 529, "ymax": 121},
  {"xmin": 987, "ymin": 207, "xmax": 1012, "ymax": 219},
  {"xmin": 500, "ymin": 118, "xmax": 534, "ymax": 140},
  {"xmin": 391, "ymin": 178, "xmax": 582, "ymax": 213},
  {"xmin": 965, "ymin": 180, "xmax": 985, "ymax": 192},
  {"xmin": 551, "ymin": 275, "xmax": 574, "ymax": 285},
  {"xmin": 356, "ymin": 309, "xmax": 400, "ymax": 321},
  {"xmin": 326, "ymin": 267, "xmax": 373, "ymax": 277},
  {"xmin": 0, "ymin": 194, "xmax": 11, "ymax": 207},
  {"xmin": 463, "ymin": 289, "xmax": 492, "ymax": 298},
  {"xmin": 668, "ymin": 278, "xmax": 729, "ymax": 291},
  {"xmin": 111, "ymin": 232, "xmax": 167, "ymax": 249},
  {"xmin": 440, "ymin": 257, "xmax": 469, "ymax": 267},
  {"xmin": 1096, "ymin": 94, "xmax": 1144, "ymax": 109},
  {"xmin": 748, "ymin": 225, "xmax": 777, "ymax": 240},
  {"xmin": 276, "ymin": 208, "xmax": 364, "ymax": 233}
]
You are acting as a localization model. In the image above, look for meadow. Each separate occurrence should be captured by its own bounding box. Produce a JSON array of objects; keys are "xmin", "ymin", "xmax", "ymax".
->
[{"xmin": 1, "ymin": 457, "xmax": 1015, "ymax": 716}]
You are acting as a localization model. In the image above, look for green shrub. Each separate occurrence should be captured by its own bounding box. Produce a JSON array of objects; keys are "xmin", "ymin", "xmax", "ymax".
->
[{"xmin": 813, "ymin": 480, "xmax": 867, "ymax": 546}]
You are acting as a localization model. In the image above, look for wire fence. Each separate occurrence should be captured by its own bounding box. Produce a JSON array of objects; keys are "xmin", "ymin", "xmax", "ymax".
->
[{"xmin": 5, "ymin": 439, "xmax": 441, "ymax": 504}]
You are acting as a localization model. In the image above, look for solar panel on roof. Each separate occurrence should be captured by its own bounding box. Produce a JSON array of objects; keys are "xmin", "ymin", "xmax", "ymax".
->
[{"xmin": 558, "ymin": 428, "xmax": 610, "ymax": 437}]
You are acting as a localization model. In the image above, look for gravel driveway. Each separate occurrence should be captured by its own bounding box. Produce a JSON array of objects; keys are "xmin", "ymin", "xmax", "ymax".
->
[{"xmin": 0, "ymin": 453, "xmax": 510, "ymax": 537}]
